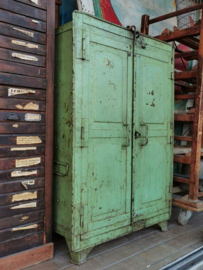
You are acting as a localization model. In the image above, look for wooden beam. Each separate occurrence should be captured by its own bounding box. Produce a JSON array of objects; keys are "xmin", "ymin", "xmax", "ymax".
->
[
  {"xmin": 0, "ymin": 243, "xmax": 53, "ymax": 270},
  {"xmin": 141, "ymin": 15, "xmax": 150, "ymax": 34},
  {"xmin": 175, "ymin": 70, "xmax": 197, "ymax": 81},
  {"xmin": 149, "ymin": 4, "xmax": 203, "ymax": 25},
  {"xmin": 173, "ymin": 198, "xmax": 203, "ymax": 209},
  {"xmin": 175, "ymin": 94, "xmax": 196, "ymax": 99},
  {"xmin": 176, "ymin": 38, "xmax": 199, "ymax": 50},
  {"xmin": 155, "ymin": 25, "xmax": 201, "ymax": 42},
  {"xmin": 175, "ymin": 50, "xmax": 198, "ymax": 61},
  {"xmin": 175, "ymin": 82, "xmax": 196, "ymax": 92},
  {"xmin": 173, "ymin": 201, "xmax": 203, "ymax": 212},
  {"xmin": 174, "ymin": 113, "xmax": 194, "ymax": 122},
  {"xmin": 174, "ymin": 136, "xmax": 193, "ymax": 142},
  {"xmin": 174, "ymin": 155, "xmax": 191, "ymax": 164},
  {"xmin": 173, "ymin": 176, "xmax": 190, "ymax": 184}
]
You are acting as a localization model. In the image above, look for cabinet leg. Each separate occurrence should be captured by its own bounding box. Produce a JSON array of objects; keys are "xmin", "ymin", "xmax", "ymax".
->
[
  {"xmin": 65, "ymin": 239, "xmax": 93, "ymax": 265},
  {"xmin": 158, "ymin": 221, "xmax": 168, "ymax": 232}
]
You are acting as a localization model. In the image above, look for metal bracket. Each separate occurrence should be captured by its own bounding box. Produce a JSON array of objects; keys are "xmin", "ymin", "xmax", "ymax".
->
[
  {"xmin": 140, "ymin": 122, "xmax": 148, "ymax": 146},
  {"xmin": 53, "ymin": 161, "xmax": 69, "ymax": 177}
]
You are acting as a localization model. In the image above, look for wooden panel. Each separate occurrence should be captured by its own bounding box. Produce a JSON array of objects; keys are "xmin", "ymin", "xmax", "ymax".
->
[
  {"xmin": 0, "ymin": 48, "xmax": 45, "ymax": 67},
  {"xmin": 0, "ymin": 0, "xmax": 46, "ymax": 21},
  {"xmin": 0, "ymin": 232, "xmax": 44, "ymax": 257},
  {"xmin": 0, "ymin": 22, "xmax": 46, "ymax": 45},
  {"xmin": 0, "ymin": 35, "xmax": 46, "ymax": 56},
  {"xmin": 0, "ymin": 200, "xmax": 44, "ymax": 218},
  {"xmin": 0, "ymin": 98, "xmax": 45, "ymax": 111},
  {"xmin": 0, "ymin": 189, "xmax": 44, "ymax": 206},
  {"xmin": 0, "ymin": 134, "xmax": 45, "ymax": 145},
  {"xmin": 0, "ymin": 60, "xmax": 46, "ymax": 78},
  {"xmin": 0, "ymin": 221, "xmax": 43, "ymax": 242},
  {"xmin": 0, "ymin": 210, "xmax": 44, "ymax": 230},
  {"xmin": 0, "ymin": 178, "xmax": 44, "ymax": 193},
  {"xmin": 0, "ymin": 157, "xmax": 44, "ymax": 170},
  {"xmin": 15, "ymin": 0, "xmax": 47, "ymax": 10},
  {"xmin": 0, "ymin": 111, "xmax": 45, "ymax": 123},
  {"xmin": 0, "ymin": 167, "xmax": 44, "ymax": 180},
  {"xmin": 0, "ymin": 86, "xmax": 46, "ymax": 100},
  {"xmin": 0, "ymin": 243, "xmax": 53, "ymax": 270},
  {"xmin": 0, "ymin": 9, "xmax": 46, "ymax": 33},
  {"xmin": 0, "ymin": 145, "xmax": 45, "ymax": 158},
  {"xmin": 0, "ymin": 73, "xmax": 47, "ymax": 89}
]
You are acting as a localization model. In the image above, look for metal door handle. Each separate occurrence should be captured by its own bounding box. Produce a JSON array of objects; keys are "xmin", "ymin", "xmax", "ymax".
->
[
  {"xmin": 5, "ymin": 112, "xmax": 20, "ymax": 121},
  {"xmin": 134, "ymin": 131, "xmax": 141, "ymax": 139},
  {"xmin": 53, "ymin": 161, "xmax": 69, "ymax": 177},
  {"xmin": 140, "ymin": 123, "xmax": 148, "ymax": 146}
]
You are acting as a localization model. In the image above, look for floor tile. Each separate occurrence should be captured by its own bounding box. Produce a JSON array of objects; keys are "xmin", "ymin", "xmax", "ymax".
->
[
  {"xmin": 54, "ymin": 240, "xmax": 69, "ymax": 254},
  {"xmin": 52, "ymin": 251, "xmax": 72, "ymax": 268},
  {"xmin": 104, "ymin": 256, "xmax": 147, "ymax": 270},
  {"xmin": 25, "ymin": 260, "xmax": 60, "ymax": 270},
  {"xmin": 63, "ymin": 256, "xmax": 110, "ymax": 270}
]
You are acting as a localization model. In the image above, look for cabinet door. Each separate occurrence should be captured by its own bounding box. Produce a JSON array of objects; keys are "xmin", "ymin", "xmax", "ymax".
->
[
  {"xmin": 75, "ymin": 27, "xmax": 133, "ymax": 239},
  {"xmin": 132, "ymin": 36, "xmax": 174, "ymax": 224}
]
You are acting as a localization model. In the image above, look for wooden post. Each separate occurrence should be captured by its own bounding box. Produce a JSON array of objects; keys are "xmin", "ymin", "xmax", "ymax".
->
[{"xmin": 141, "ymin": 15, "xmax": 150, "ymax": 35}]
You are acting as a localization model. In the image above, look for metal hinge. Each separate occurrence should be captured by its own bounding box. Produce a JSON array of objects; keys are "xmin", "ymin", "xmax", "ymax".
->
[
  {"xmin": 80, "ymin": 206, "xmax": 84, "ymax": 228},
  {"xmin": 82, "ymin": 30, "xmax": 89, "ymax": 60},
  {"xmin": 171, "ymin": 71, "xmax": 174, "ymax": 80},
  {"xmin": 171, "ymin": 57, "xmax": 174, "ymax": 65},
  {"xmin": 81, "ymin": 118, "xmax": 88, "ymax": 147}
]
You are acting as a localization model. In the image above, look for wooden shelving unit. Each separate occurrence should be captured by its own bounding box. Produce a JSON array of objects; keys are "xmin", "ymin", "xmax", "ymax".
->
[{"xmin": 141, "ymin": 4, "xmax": 203, "ymax": 224}]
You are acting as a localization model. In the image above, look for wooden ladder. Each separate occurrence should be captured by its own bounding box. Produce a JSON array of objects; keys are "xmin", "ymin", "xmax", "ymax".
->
[{"xmin": 141, "ymin": 4, "xmax": 203, "ymax": 213}]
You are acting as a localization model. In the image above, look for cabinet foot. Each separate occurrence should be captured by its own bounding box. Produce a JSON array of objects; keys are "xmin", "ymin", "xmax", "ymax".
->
[
  {"xmin": 65, "ymin": 240, "xmax": 93, "ymax": 265},
  {"xmin": 158, "ymin": 221, "xmax": 168, "ymax": 232}
]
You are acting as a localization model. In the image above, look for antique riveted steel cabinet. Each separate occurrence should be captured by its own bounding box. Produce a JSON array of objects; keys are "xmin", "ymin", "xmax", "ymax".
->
[{"xmin": 53, "ymin": 11, "xmax": 174, "ymax": 265}]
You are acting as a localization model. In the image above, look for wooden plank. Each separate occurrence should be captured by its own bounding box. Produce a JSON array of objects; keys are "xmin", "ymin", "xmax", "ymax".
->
[
  {"xmin": 173, "ymin": 201, "xmax": 202, "ymax": 212},
  {"xmin": 0, "ymin": 60, "xmax": 46, "ymax": 78},
  {"xmin": 174, "ymin": 113, "xmax": 194, "ymax": 122},
  {"xmin": 175, "ymin": 94, "xmax": 196, "ymax": 99},
  {"xmin": 0, "ymin": 232, "xmax": 44, "ymax": 257},
  {"xmin": 176, "ymin": 38, "xmax": 199, "ymax": 50},
  {"xmin": 189, "ymin": 15, "xmax": 203, "ymax": 200},
  {"xmin": 141, "ymin": 14, "xmax": 150, "ymax": 35},
  {"xmin": 15, "ymin": 0, "xmax": 47, "ymax": 10},
  {"xmin": 0, "ymin": 178, "xmax": 44, "ymax": 194},
  {"xmin": 0, "ymin": 86, "xmax": 46, "ymax": 100},
  {"xmin": 0, "ymin": 22, "xmax": 46, "ymax": 45},
  {"xmin": 175, "ymin": 82, "xmax": 196, "ymax": 92},
  {"xmin": 173, "ymin": 176, "xmax": 190, "ymax": 184},
  {"xmin": 44, "ymin": 0, "xmax": 55, "ymax": 244},
  {"xmin": 175, "ymin": 70, "xmax": 197, "ymax": 81},
  {"xmin": 174, "ymin": 136, "xmax": 193, "ymax": 142},
  {"xmin": 0, "ymin": 134, "xmax": 45, "ymax": 146},
  {"xmin": 0, "ymin": 210, "xmax": 44, "ymax": 230},
  {"xmin": 0, "ymin": 35, "xmax": 46, "ymax": 56},
  {"xmin": 0, "ymin": 156, "xmax": 44, "ymax": 170},
  {"xmin": 0, "ymin": 111, "xmax": 45, "ymax": 122},
  {"xmin": 0, "ymin": 243, "xmax": 53, "ymax": 270},
  {"xmin": 0, "ymin": 200, "xmax": 44, "ymax": 218},
  {"xmin": 0, "ymin": 98, "xmax": 45, "ymax": 111},
  {"xmin": 0, "ymin": 73, "xmax": 47, "ymax": 89},
  {"xmin": 199, "ymin": 192, "xmax": 203, "ymax": 197},
  {"xmin": 174, "ymin": 155, "xmax": 191, "ymax": 164},
  {"xmin": 0, "ymin": 221, "xmax": 43, "ymax": 242},
  {"xmin": 155, "ymin": 25, "xmax": 201, "ymax": 42},
  {"xmin": 175, "ymin": 50, "xmax": 198, "ymax": 61},
  {"xmin": 0, "ymin": 0, "xmax": 46, "ymax": 21},
  {"xmin": 0, "ymin": 48, "xmax": 45, "ymax": 67},
  {"xmin": 0, "ymin": 167, "xmax": 44, "ymax": 181},
  {"xmin": 0, "ymin": 145, "xmax": 45, "ymax": 158},
  {"xmin": 0, "ymin": 9, "xmax": 46, "ymax": 33},
  {"xmin": 149, "ymin": 4, "xmax": 203, "ymax": 24},
  {"xmin": 173, "ymin": 197, "xmax": 203, "ymax": 208}
]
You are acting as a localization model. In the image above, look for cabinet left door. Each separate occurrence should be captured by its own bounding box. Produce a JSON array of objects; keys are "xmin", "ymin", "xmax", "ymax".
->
[
  {"xmin": 73, "ymin": 16, "xmax": 133, "ymax": 245},
  {"xmin": 0, "ymin": 0, "xmax": 54, "ymax": 257}
]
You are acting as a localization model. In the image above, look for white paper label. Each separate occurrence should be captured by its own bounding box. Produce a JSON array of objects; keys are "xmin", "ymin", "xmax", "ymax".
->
[
  {"xmin": 25, "ymin": 113, "xmax": 41, "ymax": 121},
  {"xmin": 16, "ymin": 136, "xmax": 42, "ymax": 145},
  {"xmin": 11, "ymin": 170, "xmax": 37, "ymax": 177},
  {"xmin": 12, "ymin": 53, "xmax": 38, "ymax": 62},
  {"xmin": 32, "ymin": 20, "xmax": 39, "ymax": 24},
  {"xmin": 11, "ymin": 202, "xmax": 37, "ymax": 209},
  {"xmin": 12, "ymin": 40, "xmax": 38, "ymax": 49},
  {"xmin": 11, "ymin": 147, "xmax": 36, "ymax": 151},
  {"xmin": 12, "ymin": 224, "xmax": 37, "ymax": 231},
  {"xmin": 16, "ymin": 102, "xmax": 39, "ymax": 110},
  {"xmin": 8, "ymin": 88, "xmax": 36, "ymax": 96},
  {"xmin": 16, "ymin": 157, "xmax": 41, "ymax": 168},
  {"xmin": 11, "ymin": 191, "xmax": 37, "ymax": 202},
  {"xmin": 30, "ymin": 0, "xmax": 38, "ymax": 4},
  {"xmin": 13, "ymin": 124, "xmax": 18, "ymax": 128},
  {"xmin": 13, "ymin": 27, "xmax": 34, "ymax": 38},
  {"xmin": 21, "ymin": 180, "xmax": 35, "ymax": 189}
]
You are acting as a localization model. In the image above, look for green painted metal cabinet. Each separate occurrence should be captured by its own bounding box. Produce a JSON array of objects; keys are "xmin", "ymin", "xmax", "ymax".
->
[{"xmin": 53, "ymin": 11, "xmax": 174, "ymax": 264}]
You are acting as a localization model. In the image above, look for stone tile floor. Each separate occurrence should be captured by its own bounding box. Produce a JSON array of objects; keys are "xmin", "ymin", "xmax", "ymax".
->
[{"xmin": 26, "ymin": 207, "xmax": 203, "ymax": 270}]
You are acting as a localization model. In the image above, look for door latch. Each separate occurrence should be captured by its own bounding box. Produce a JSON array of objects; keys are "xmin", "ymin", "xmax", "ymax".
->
[{"xmin": 134, "ymin": 131, "xmax": 141, "ymax": 139}]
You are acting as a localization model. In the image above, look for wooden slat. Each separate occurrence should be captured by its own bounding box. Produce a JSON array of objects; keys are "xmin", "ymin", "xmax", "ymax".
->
[
  {"xmin": 0, "ymin": 111, "xmax": 45, "ymax": 123},
  {"xmin": 149, "ymin": 4, "xmax": 203, "ymax": 24},
  {"xmin": 174, "ymin": 136, "xmax": 193, "ymax": 142},
  {"xmin": 0, "ymin": 9, "xmax": 46, "ymax": 33},
  {"xmin": 175, "ymin": 82, "xmax": 196, "ymax": 92},
  {"xmin": 0, "ymin": 22, "xmax": 46, "ymax": 45},
  {"xmin": 173, "ymin": 176, "xmax": 190, "ymax": 184},
  {"xmin": 0, "ymin": 134, "xmax": 45, "ymax": 146},
  {"xmin": 175, "ymin": 94, "xmax": 196, "ymax": 99},
  {"xmin": 173, "ymin": 201, "xmax": 203, "ymax": 212},
  {"xmin": 0, "ymin": 86, "xmax": 46, "ymax": 100},
  {"xmin": 0, "ymin": 145, "xmax": 45, "ymax": 158},
  {"xmin": 0, "ymin": 73, "xmax": 47, "ymax": 89},
  {"xmin": 0, "ymin": 156, "xmax": 44, "ymax": 170},
  {"xmin": 0, "ymin": 98, "xmax": 45, "ymax": 111},
  {"xmin": 0, "ymin": 168, "xmax": 44, "ymax": 181},
  {"xmin": 0, "ymin": 210, "xmax": 44, "ymax": 230},
  {"xmin": 174, "ymin": 113, "xmax": 194, "ymax": 122},
  {"xmin": 176, "ymin": 38, "xmax": 199, "ymax": 50},
  {"xmin": 15, "ymin": 0, "xmax": 47, "ymax": 10},
  {"xmin": 0, "ymin": 178, "xmax": 44, "ymax": 194},
  {"xmin": 174, "ymin": 155, "xmax": 191, "ymax": 164},
  {"xmin": 0, "ymin": 123, "xmax": 45, "ymax": 134},
  {"xmin": 173, "ymin": 197, "xmax": 203, "ymax": 209},
  {"xmin": 0, "ymin": 0, "xmax": 46, "ymax": 21},
  {"xmin": 0, "ymin": 243, "xmax": 53, "ymax": 270},
  {"xmin": 199, "ymin": 192, "xmax": 203, "ymax": 197},
  {"xmin": 175, "ymin": 70, "xmax": 197, "ymax": 81},
  {"xmin": 0, "ymin": 35, "xmax": 46, "ymax": 56},
  {"xmin": 175, "ymin": 50, "xmax": 198, "ymax": 61}
]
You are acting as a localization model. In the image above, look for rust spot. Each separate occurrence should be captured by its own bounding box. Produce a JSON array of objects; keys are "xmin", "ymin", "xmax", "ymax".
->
[
  {"xmin": 104, "ymin": 58, "xmax": 114, "ymax": 68},
  {"xmin": 150, "ymin": 102, "xmax": 155, "ymax": 107},
  {"xmin": 151, "ymin": 90, "xmax": 154, "ymax": 95}
]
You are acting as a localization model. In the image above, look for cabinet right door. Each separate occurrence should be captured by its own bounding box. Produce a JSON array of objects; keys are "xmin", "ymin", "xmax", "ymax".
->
[{"xmin": 132, "ymin": 36, "xmax": 174, "ymax": 225}]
